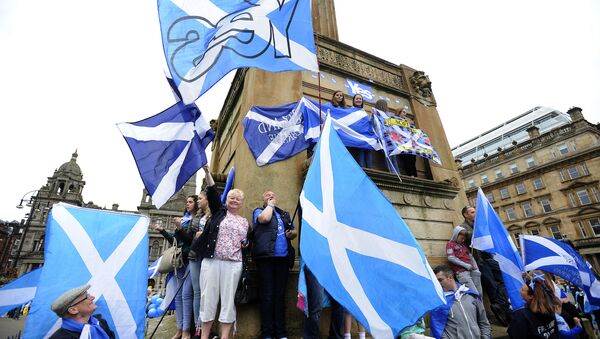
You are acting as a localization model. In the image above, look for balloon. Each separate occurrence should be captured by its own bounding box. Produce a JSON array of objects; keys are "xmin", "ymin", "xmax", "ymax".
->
[
  {"xmin": 155, "ymin": 298, "xmax": 163, "ymax": 305},
  {"xmin": 150, "ymin": 295, "xmax": 160, "ymax": 303},
  {"xmin": 148, "ymin": 308, "xmax": 158, "ymax": 318}
]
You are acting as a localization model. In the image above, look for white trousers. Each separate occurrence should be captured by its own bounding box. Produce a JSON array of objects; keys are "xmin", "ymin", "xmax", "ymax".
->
[{"xmin": 199, "ymin": 258, "xmax": 242, "ymax": 323}]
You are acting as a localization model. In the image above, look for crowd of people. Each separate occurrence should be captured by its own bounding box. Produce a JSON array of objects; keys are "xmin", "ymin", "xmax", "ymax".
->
[{"xmin": 44, "ymin": 172, "xmax": 600, "ymax": 338}]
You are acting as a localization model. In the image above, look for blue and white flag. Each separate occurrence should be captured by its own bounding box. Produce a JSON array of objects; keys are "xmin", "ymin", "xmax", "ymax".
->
[
  {"xmin": 117, "ymin": 102, "xmax": 214, "ymax": 208},
  {"xmin": 158, "ymin": 0, "xmax": 318, "ymax": 104},
  {"xmin": 472, "ymin": 188, "xmax": 525, "ymax": 310},
  {"xmin": 522, "ymin": 235, "xmax": 600, "ymax": 306},
  {"xmin": 242, "ymin": 99, "xmax": 310, "ymax": 166},
  {"xmin": 221, "ymin": 166, "xmax": 235, "ymax": 204},
  {"xmin": 148, "ymin": 258, "xmax": 161, "ymax": 279},
  {"xmin": 302, "ymin": 98, "xmax": 382, "ymax": 151},
  {"xmin": 0, "ymin": 267, "xmax": 41, "ymax": 316},
  {"xmin": 24, "ymin": 203, "xmax": 149, "ymax": 339},
  {"xmin": 300, "ymin": 117, "xmax": 445, "ymax": 338}
]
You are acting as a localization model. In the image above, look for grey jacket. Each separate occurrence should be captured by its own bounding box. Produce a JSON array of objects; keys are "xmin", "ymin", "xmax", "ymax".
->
[{"xmin": 442, "ymin": 285, "xmax": 491, "ymax": 339}]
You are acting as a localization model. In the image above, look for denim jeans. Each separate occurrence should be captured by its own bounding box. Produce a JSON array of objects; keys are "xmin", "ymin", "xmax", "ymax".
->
[
  {"xmin": 256, "ymin": 257, "xmax": 289, "ymax": 339},
  {"xmin": 188, "ymin": 258, "xmax": 202, "ymax": 327},
  {"xmin": 175, "ymin": 264, "xmax": 194, "ymax": 331},
  {"xmin": 303, "ymin": 267, "xmax": 344, "ymax": 339}
]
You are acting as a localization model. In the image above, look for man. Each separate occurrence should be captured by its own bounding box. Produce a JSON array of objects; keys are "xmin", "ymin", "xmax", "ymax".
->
[
  {"xmin": 430, "ymin": 265, "xmax": 491, "ymax": 339},
  {"xmin": 252, "ymin": 191, "xmax": 297, "ymax": 339},
  {"xmin": 461, "ymin": 205, "xmax": 511, "ymax": 326},
  {"xmin": 49, "ymin": 284, "xmax": 114, "ymax": 339}
]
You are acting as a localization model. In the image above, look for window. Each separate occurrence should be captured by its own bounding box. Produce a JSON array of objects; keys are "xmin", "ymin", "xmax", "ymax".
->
[
  {"xmin": 568, "ymin": 193, "xmax": 577, "ymax": 207},
  {"xmin": 532, "ymin": 178, "xmax": 545, "ymax": 190},
  {"xmin": 486, "ymin": 192, "xmax": 495, "ymax": 203},
  {"xmin": 500, "ymin": 187, "xmax": 510, "ymax": 199},
  {"xmin": 559, "ymin": 171, "xmax": 566, "ymax": 182},
  {"xmin": 549, "ymin": 225, "xmax": 562, "ymax": 240},
  {"xmin": 506, "ymin": 207, "xmax": 516, "ymax": 221},
  {"xmin": 468, "ymin": 179, "xmax": 475, "ymax": 189},
  {"xmin": 510, "ymin": 163, "xmax": 519, "ymax": 174},
  {"xmin": 516, "ymin": 182, "xmax": 526, "ymax": 195},
  {"xmin": 513, "ymin": 232, "xmax": 522, "ymax": 247},
  {"xmin": 577, "ymin": 189, "xmax": 592, "ymax": 205},
  {"xmin": 539, "ymin": 199, "xmax": 552, "ymax": 213},
  {"xmin": 495, "ymin": 168, "xmax": 503, "ymax": 179},
  {"xmin": 522, "ymin": 202, "xmax": 534, "ymax": 218},
  {"xmin": 578, "ymin": 222, "xmax": 588, "ymax": 237},
  {"xmin": 590, "ymin": 218, "xmax": 600, "ymax": 237},
  {"xmin": 568, "ymin": 167, "xmax": 581, "ymax": 180},
  {"xmin": 526, "ymin": 157, "xmax": 535, "ymax": 168},
  {"xmin": 592, "ymin": 187, "xmax": 600, "ymax": 203},
  {"xmin": 530, "ymin": 229, "xmax": 540, "ymax": 236},
  {"xmin": 150, "ymin": 240, "xmax": 159, "ymax": 258},
  {"xmin": 558, "ymin": 143, "xmax": 569, "ymax": 155},
  {"xmin": 581, "ymin": 163, "xmax": 590, "ymax": 175},
  {"xmin": 481, "ymin": 174, "xmax": 489, "ymax": 184}
]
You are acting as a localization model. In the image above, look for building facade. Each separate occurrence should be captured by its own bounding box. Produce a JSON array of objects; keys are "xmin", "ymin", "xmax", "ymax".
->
[{"xmin": 453, "ymin": 107, "xmax": 600, "ymax": 272}]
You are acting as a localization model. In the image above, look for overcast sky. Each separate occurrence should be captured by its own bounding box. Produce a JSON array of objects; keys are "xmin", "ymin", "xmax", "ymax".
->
[{"xmin": 1, "ymin": 0, "xmax": 599, "ymax": 222}]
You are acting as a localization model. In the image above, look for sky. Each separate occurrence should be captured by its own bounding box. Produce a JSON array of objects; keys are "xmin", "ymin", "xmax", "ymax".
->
[{"xmin": 1, "ymin": 0, "xmax": 599, "ymax": 222}]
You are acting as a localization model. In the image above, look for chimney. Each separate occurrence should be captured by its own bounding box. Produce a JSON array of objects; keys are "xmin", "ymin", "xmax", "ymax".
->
[
  {"xmin": 112, "ymin": 203, "xmax": 119, "ymax": 211},
  {"xmin": 526, "ymin": 125, "xmax": 540, "ymax": 139},
  {"xmin": 567, "ymin": 107, "xmax": 584, "ymax": 122}
]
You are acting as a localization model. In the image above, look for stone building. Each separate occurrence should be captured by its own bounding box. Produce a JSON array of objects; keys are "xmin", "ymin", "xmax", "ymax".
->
[
  {"xmin": 452, "ymin": 106, "xmax": 600, "ymax": 272},
  {"xmin": 207, "ymin": 0, "xmax": 467, "ymax": 336}
]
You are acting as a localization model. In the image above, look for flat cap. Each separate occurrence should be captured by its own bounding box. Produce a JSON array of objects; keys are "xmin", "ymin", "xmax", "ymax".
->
[{"xmin": 51, "ymin": 284, "xmax": 91, "ymax": 317}]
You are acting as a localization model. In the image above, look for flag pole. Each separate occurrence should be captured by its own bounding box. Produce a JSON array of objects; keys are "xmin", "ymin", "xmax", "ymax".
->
[
  {"xmin": 314, "ymin": 32, "xmax": 323, "ymax": 133},
  {"xmin": 520, "ymin": 234, "xmax": 526, "ymax": 270}
]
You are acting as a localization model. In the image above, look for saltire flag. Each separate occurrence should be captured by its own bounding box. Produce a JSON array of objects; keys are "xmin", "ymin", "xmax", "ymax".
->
[
  {"xmin": 243, "ymin": 99, "xmax": 310, "ymax": 166},
  {"xmin": 159, "ymin": 272, "xmax": 177, "ymax": 312},
  {"xmin": 300, "ymin": 117, "xmax": 445, "ymax": 338},
  {"xmin": 24, "ymin": 203, "xmax": 149, "ymax": 339},
  {"xmin": 302, "ymin": 98, "xmax": 382, "ymax": 150},
  {"xmin": 117, "ymin": 102, "xmax": 214, "ymax": 208},
  {"xmin": 372, "ymin": 109, "xmax": 442, "ymax": 164},
  {"xmin": 472, "ymin": 188, "xmax": 526, "ymax": 310},
  {"xmin": 158, "ymin": 0, "xmax": 319, "ymax": 104},
  {"xmin": 148, "ymin": 258, "xmax": 162, "ymax": 279},
  {"xmin": 0, "ymin": 267, "xmax": 41, "ymax": 316},
  {"xmin": 521, "ymin": 235, "xmax": 600, "ymax": 306}
]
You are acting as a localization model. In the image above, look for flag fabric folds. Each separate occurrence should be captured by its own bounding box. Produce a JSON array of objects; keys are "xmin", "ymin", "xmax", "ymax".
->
[
  {"xmin": 24, "ymin": 203, "xmax": 149, "ymax": 339},
  {"xmin": 148, "ymin": 257, "xmax": 161, "ymax": 279},
  {"xmin": 522, "ymin": 235, "xmax": 600, "ymax": 306},
  {"xmin": 158, "ymin": 0, "xmax": 318, "ymax": 104},
  {"xmin": 472, "ymin": 188, "xmax": 526, "ymax": 310},
  {"xmin": 372, "ymin": 109, "xmax": 442, "ymax": 164},
  {"xmin": 242, "ymin": 100, "xmax": 311, "ymax": 166},
  {"xmin": 117, "ymin": 102, "xmax": 214, "ymax": 208},
  {"xmin": 299, "ymin": 117, "xmax": 445, "ymax": 338},
  {"xmin": 0, "ymin": 267, "xmax": 41, "ymax": 316}
]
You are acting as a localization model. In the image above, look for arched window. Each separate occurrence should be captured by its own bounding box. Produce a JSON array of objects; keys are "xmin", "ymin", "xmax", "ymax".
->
[{"xmin": 150, "ymin": 240, "xmax": 160, "ymax": 259}]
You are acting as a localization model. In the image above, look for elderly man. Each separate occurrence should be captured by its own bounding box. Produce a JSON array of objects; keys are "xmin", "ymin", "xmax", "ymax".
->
[
  {"xmin": 49, "ymin": 284, "xmax": 114, "ymax": 339},
  {"xmin": 430, "ymin": 265, "xmax": 491, "ymax": 339},
  {"xmin": 251, "ymin": 191, "xmax": 297, "ymax": 339}
]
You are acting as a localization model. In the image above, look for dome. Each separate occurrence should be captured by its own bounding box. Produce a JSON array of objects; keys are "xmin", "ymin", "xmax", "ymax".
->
[{"xmin": 57, "ymin": 151, "xmax": 82, "ymax": 177}]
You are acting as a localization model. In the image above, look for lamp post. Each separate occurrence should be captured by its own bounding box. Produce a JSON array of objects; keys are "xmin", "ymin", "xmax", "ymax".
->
[{"xmin": 12, "ymin": 190, "xmax": 38, "ymax": 271}]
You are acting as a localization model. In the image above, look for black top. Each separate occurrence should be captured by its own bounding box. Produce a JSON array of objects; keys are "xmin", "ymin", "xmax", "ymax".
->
[
  {"xmin": 159, "ymin": 214, "xmax": 198, "ymax": 264},
  {"xmin": 49, "ymin": 315, "xmax": 115, "ymax": 339},
  {"xmin": 250, "ymin": 206, "xmax": 293, "ymax": 259},
  {"xmin": 508, "ymin": 308, "xmax": 558, "ymax": 339}
]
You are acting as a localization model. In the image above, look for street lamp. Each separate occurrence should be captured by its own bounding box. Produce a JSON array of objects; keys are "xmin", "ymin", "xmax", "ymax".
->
[{"xmin": 12, "ymin": 190, "xmax": 38, "ymax": 270}]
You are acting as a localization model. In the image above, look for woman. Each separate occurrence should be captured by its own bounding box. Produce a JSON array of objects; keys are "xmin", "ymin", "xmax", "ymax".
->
[
  {"xmin": 192, "ymin": 165, "xmax": 249, "ymax": 339},
  {"xmin": 331, "ymin": 90, "xmax": 347, "ymax": 108},
  {"xmin": 508, "ymin": 271, "xmax": 560, "ymax": 339},
  {"xmin": 351, "ymin": 94, "xmax": 372, "ymax": 168},
  {"xmin": 189, "ymin": 191, "xmax": 210, "ymax": 335},
  {"xmin": 446, "ymin": 226, "xmax": 482, "ymax": 295},
  {"xmin": 155, "ymin": 195, "xmax": 199, "ymax": 339}
]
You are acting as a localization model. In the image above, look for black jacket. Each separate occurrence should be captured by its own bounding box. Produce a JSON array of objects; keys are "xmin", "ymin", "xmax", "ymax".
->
[
  {"xmin": 251, "ymin": 206, "xmax": 293, "ymax": 259},
  {"xmin": 191, "ymin": 185, "xmax": 235, "ymax": 259},
  {"xmin": 49, "ymin": 315, "xmax": 115, "ymax": 339}
]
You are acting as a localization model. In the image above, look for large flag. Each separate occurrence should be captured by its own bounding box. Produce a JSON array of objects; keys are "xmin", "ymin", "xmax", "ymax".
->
[
  {"xmin": 242, "ymin": 99, "xmax": 310, "ymax": 166},
  {"xmin": 0, "ymin": 267, "xmax": 41, "ymax": 316},
  {"xmin": 372, "ymin": 109, "xmax": 442, "ymax": 164},
  {"xmin": 117, "ymin": 102, "xmax": 214, "ymax": 208},
  {"xmin": 300, "ymin": 117, "xmax": 445, "ymax": 338},
  {"xmin": 158, "ymin": 0, "xmax": 318, "ymax": 104},
  {"xmin": 24, "ymin": 203, "xmax": 149, "ymax": 339},
  {"xmin": 303, "ymin": 99, "xmax": 382, "ymax": 151},
  {"xmin": 472, "ymin": 188, "xmax": 526, "ymax": 310},
  {"xmin": 522, "ymin": 235, "xmax": 600, "ymax": 306}
]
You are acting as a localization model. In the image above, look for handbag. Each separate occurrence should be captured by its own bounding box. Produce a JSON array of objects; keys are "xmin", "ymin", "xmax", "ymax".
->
[
  {"xmin": 157, "ymin": 239, "xmax": 183, "ymax": 274},
  {"xmin": 234, "ymin": 250, "xmax": 258, "ymax": 304}
]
